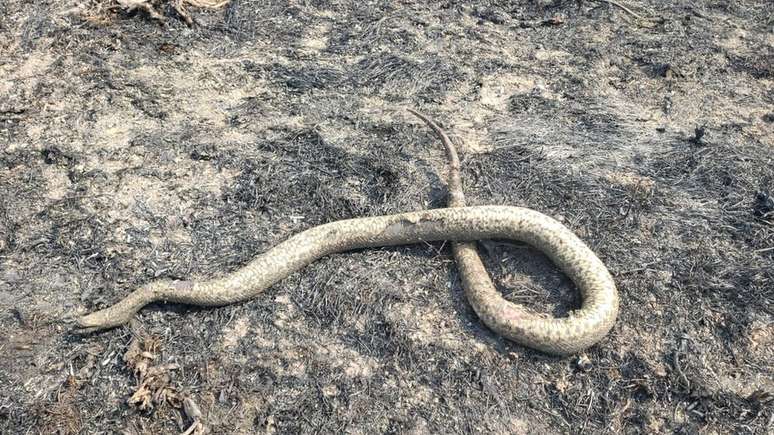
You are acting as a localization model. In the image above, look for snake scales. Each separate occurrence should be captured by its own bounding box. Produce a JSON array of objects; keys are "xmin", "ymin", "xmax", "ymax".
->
[{"xmin": 77, "ymin": 110, "xmax": 619, "ymax": 356}]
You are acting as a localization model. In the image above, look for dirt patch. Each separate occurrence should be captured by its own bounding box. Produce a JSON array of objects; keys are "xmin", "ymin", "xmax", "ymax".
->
[{"xmin": 1, "ymin": 1, "xmax": 772, "ymax": 434}]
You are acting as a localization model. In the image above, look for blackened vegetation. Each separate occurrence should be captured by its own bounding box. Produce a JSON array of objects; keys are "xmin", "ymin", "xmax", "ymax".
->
[
  {"xmin": 354, "ymin": 54, "xmax": 467, "ymax": 102},
  {"xmin": 223, "ymin": 129, "xmax": 405, "ymax": 222},
  {"xmin": 1, "ymin": 1, "xmax": 773, "ymax": 434}
]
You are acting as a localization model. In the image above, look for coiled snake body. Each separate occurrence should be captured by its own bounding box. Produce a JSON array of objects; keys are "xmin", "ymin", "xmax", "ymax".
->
[{"xmin": 77, "ymin": 110, "xmax": 618, "ymax": 356}]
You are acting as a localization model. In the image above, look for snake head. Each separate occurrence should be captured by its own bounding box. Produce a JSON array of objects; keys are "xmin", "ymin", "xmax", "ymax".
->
[
  {"xmin": 72, "ymin": 279, "xmax": 192, "ymax": 335},
  {"xmin": 72, "ymin": 286, "xmax": 153, "ymax": 334},
  {"xmin": 73, "ymin": 306, "xmax": 132, "ymax": 334}
]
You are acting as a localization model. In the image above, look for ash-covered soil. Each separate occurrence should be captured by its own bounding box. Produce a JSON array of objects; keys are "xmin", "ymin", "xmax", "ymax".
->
[{"xmin": 1, "ymin": 1, "xmax": 773, "ymax": 433}]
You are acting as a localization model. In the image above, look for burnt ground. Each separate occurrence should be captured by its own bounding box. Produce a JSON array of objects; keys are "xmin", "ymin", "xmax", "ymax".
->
[{"xmin": 1, "ymin": 1, "xmax": 773, "ymax": 433}]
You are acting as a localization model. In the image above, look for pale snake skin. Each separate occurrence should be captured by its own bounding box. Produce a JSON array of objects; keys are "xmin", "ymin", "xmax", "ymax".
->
[{"xmin": 77, "ymin": 110, "xmax": 619, "ymax": 356}]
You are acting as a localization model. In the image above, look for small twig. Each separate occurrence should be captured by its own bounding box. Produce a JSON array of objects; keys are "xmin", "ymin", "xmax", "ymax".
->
[
  {"xmin": 617, "ymin": 261, "xmax": 659, "ymax": 275},
  {"xmin": 673, "ymin": 336, "xmax": 690, "ymax": 389},
  {"xmin": 591, "ymin": 0, "xmax": 650, "ymax": 22}
]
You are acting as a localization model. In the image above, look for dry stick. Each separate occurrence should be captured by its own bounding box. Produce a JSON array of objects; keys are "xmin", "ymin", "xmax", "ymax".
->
[
  {"xmin": 186, "ymin": 0, "xmax": 230, "ymax": 7},
  {"xmin": 592, "ymin": 0, "xmax": 647, "ymax": 21}
]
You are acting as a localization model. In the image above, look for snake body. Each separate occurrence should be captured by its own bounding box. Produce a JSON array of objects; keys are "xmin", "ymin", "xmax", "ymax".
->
[{"xmin": 77, "ymin": 111, "xmax": 618, "ymax": 356}]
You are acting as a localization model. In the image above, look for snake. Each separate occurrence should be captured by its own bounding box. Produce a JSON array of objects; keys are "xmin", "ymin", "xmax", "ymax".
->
[{"xmin": 76, "ymin": 109, "xmax": 619, "ymax": 356}]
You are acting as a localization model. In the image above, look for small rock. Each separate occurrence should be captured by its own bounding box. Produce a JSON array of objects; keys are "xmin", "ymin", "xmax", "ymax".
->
[{"xmin": 576, "ymin": 354, "xmax": 592, "ymax": 371}]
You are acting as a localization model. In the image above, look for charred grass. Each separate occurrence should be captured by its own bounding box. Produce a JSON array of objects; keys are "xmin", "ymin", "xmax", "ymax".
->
[{"xmin": 1, "ymin": 0, "xmax": 772, "ymax": 433}]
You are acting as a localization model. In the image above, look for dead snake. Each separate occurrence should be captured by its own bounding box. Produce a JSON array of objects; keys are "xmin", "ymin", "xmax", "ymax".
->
[{"xmin": 76, "ymin": 110, "xmax": 619, "ymax": 356}]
